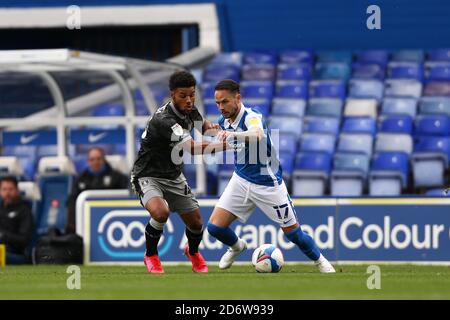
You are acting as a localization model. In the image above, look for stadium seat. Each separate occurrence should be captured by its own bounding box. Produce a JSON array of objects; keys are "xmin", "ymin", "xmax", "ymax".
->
[
  {"xmin": 242, "ymin": 64, "xmax": 276, "ymax": 81},
  {"xmin": 275, "ymin": 133, "xmax": 298, "ymax": 154},
  {"xmin": 355, "ymin": 50, "xmax": 389, "ymax": 66},
  {"xmin": 369, "ymin": 152, "xmax": 409, "ymax": 196},
  {"xmin": 425, "ymin": 62, "xmax": 450, "ymax": 82},
  {"xmin": 387, "ymin": 62, "xmax": 424, "ymax": 81},
  {"xmin": 419, "ymin": 97, "xmax": 450, "ymax": 116},
  {"xmin": 331, "ymin": 153, "xmax": 370, "ymax": 196},
  {"xmin": 381, "ymin": 97, "xmax": 418, "ymax": 118},
  {"xmin": 391, "ymin": 50, "xmax": 425, "ymax": 62},
  {"xmin": 279, "ymin": 50, "xmax": 314, "ymax": 64},
  {"xmin": 423, "ymin": 81, "xmax": 450, "ymax": 96},
  {"xmin": 240, "ymin": 80, "xmax": 274, "ymax": 99},
  {"xmin": 425, "ymin": 188, "xmax": 450, "ymax": 196},
  {"xmin": 309, "ymin": 80, "xmax": 347, "ymax": 99},
  {"xmin": 271, "ymin": 98, "xmax": 306, "ymax": 118},
  {"xmin": 384, "ymin": 79, "xmax": 423, "ymax": 98},
  {"xmin": 378, "ymin": 115, "xmax": 413, "ymax": 134},
  {"xmin": 348, "ymin": 79, "xmax": 384, "ymax": 100},
  {"xmin": 275, "ymin": 80, "xmax": 308, "ymax": 99},
  {"xmin": 314, "ymin": 62, "xmax": 351, "ymax": 80},
  {"xmin": 105, "ymin": 155, "xmax": 129, "ymax": 176},
  {"xmin": 337, "ymin": 133, "xmax": 373, "ymax": 156},
  {"xmin": 427, "ymin": 49, "xmax": 450, "ymax": 62},
  {"xmin": 268, "ymin": 116, "xmax": 303, "ymax": 139},
  {"xmin": 307, "ymin": 98, "xmax": 344, "ymax": 118},
  {"xmin": 210, "ymin": 52, "xmax": 243, "ymax": 67},
  {"xmin": 292, "ymin": 152, "xmax": 332, "ymax": 196},
  {"xmin": 18, "ymin": 181, "xmax": 42, "ymax": 202},
  {"xmin": 277, "ymin": 63, "xmax": 311, "ymax": 80},
  {"xmin": 91, "ymin": 103, "xmax": 125, "ymax": 117},
  {"xmin": 243, "ymin": 98, "xmax": 271, "ymax": 117},
  {"xmin": 303, "ymin": 116, "xmax": 340, "ymax": 135},
  {"xmin": 375, "ymin": 133, "xmax": 413, "ymax": 155},
  {"xmin": 352, "ymin": 62, "xmax": 385, "ymax": 80},
  {"xmin": 243, "ymin": 51, "xmax": 277, "ymax": 65},
  {"xmin": 299, "ymin": 133, "xmax": 336, "ymax": 154},
  {"xmin": 204, "ymin": 99, "xmax": 220, "ymax": 116},
  {"xmin": 201, "ymin": 82, "xmax": 216, "ymax": 100},
  {"xmin": 411, "ymin": 136, "xmax": 450, "ymax": 188},
  {"xmin": 203, "ymin": 64, "xmax": 240, "ymax": 82},
  {"xmin": 0, "ymin": 157, "xmax": 24, "ymax": 178},
  {"xmin": 316, "ymin": 50, "xmax": 353, "ymax": 63},
  {"xmin": 341, "ymin": 117, "xmax": 376, "ymax": 136},
  {"xmin": 278, "ymin": 151, "xmax": 295, "ymax": 181},
  {"xmin": 415, "ymin": 115, "xmax": 450, "ymax": 136},
  {"xmin": 344, "ymin": 99, "xmax": 378, "ymax": 118}
]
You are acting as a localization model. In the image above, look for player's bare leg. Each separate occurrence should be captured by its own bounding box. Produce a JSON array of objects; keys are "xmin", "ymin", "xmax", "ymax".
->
[
  {"xmin": 143, "ymin": 197, "xmax": 169, "ymax": 274},
  {"xmin": 180, "ymin": 208, "xmax": 208, "ymax": 273},
  {"xmin": 281, "ymin": 223, "xmax": 335, "ymax": 273},
  {"xmin": 208, "ymin": 207, "xmax": 248, "ymax": 269}
]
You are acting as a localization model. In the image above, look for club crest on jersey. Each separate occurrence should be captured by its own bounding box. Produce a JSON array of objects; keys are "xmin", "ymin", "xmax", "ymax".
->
[{"xmin": 171, "ymin": 123, "xmax": 184, "ymax": 136}]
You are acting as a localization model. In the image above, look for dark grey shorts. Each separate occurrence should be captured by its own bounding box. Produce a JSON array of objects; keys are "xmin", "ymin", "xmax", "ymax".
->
[{"xmin": 136, "ymin": 174, "xmax": 199, "ymax": 214}]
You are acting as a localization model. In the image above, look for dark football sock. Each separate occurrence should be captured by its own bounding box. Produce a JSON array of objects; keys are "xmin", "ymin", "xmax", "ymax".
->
[
  {"xmin": 145, "ymin": 222, "xmax": 163, "ymax": 256},
  {"xmin": 186, "ymin": 227, "xmax": 203, "ymax": 255}
]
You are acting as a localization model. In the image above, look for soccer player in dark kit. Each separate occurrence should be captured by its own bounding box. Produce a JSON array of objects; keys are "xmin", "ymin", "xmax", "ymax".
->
[{"xmin": 131, "ymin": 70, "xmax": 226, "ymax": 274}]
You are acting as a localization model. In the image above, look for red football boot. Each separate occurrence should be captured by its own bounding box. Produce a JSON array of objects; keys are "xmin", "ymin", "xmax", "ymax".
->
[
  {"xmin": 184, "ymin": 245, "xmax": 208, "ymax": 273},
  {"xmin": 144, "ymin": 254, "xmax": 164, "ymax": 274}
]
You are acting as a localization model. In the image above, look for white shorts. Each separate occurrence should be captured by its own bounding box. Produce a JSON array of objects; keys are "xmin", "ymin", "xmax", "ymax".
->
[{"xmin": 216, "ymin": 173, "xmax": 298, "ymax": 227}]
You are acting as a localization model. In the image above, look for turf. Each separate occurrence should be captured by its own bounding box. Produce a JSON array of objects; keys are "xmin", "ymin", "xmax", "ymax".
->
[{"xmin": 1, "ymin": 264, "xmax": 449, "ymax": 299}]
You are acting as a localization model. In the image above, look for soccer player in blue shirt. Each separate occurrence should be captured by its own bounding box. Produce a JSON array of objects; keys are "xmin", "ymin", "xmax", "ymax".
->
[{"xmin": 207, "ymin": 79, "xmax": 335, "ymax": 273}]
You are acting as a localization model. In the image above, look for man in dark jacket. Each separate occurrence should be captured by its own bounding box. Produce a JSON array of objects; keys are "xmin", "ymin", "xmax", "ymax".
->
[
  {"xmin": 65, "ymin": 147, "xmax": 129, "ymax": 233},
  {"xmin": 0, "ymin": 176, "xmax": 33, "ymax": 264}
]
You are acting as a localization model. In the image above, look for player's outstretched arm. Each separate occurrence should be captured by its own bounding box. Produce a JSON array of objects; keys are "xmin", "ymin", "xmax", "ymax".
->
[
  {"xmin": 217, "ymin": 126, "xmax": 264, "ymax": 143},
  {"xmin": 181, "ymin": 138, "xmax": 229, "ymax": 155}
]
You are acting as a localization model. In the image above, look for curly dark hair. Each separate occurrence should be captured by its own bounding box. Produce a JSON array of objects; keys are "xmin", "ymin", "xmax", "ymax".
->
[{"xmin": 169, "ymin": 70, "xmax": 197, "ymax": 91}]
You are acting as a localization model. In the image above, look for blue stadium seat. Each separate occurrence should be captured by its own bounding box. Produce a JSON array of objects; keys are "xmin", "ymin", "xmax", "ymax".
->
[
  {"xmin": 211, "ymin": 52, "xmax": 243, "ymax": 67},
  {"xmin": 423, "ymin": 81, "xmax": 450, "ymax": 96},
  {"xmin": 242, "ymin": 64, "xmax": 276, "ymax": 81},
  {"xmin": 391, "ymin": 50, "xmax": 425, "ymax": 62},
  {"xmin": 415, "ymin": 115, "xmax": 450, "ymax": 136},
  {"xmin": 356, "ymin": 50, "xmax": 389, "ymax": 66},
  {"xmin": 419, "ymin": 97, "xmax": 450, "ymax": 116},
  {"xmin": 309, "ymin": 80, "xmax": 347, "ymax": 99},
  {"xmin": 369, "ymin": 152, "xmax": 409, "ymax": 196},
  {"xmin": 268, "ymin": 116, "xmax": 303, "ymax": 139},
  {"xmin": 292, "ymin": 152, "xmax": 331, "ymax": 196},
  {"xmin": 244, "ymin": 51, "xmax": 277, "ymax": 65},
  {"xmin": 276, "ymin": 133, "xmax": 298, "ymax": 154},
  {"xmin": 314, "ymin": 62, "xmax": 351, "ymax": 80},
  {"xmin": 337, "ymin": 133, "xmax": 373, "ymax": 156},
  {"xmin": 275, "ymin": 80, "xmax": 308, "ymax": 99},
  {"xmin": 241, "ymin": 81, "xmax": 274, "ymax": 99},
  {"xmin": 279, "ymin": 151, "xmax": 295, "ymax": 180},
  {"xmin": 316, "ymin": 50, "xmax": 353, "ymax": 63},
  {"xmin": 352, "ymin": 62, "xmax": 385, "ymax": 80},
  {"xmin": 299, "ymin": 133, "xmax": 336, "ymax": 154},
  {"xmin": 331, "ymin": 153, "xmax": 370, "ymax": 196},
  {"xmin": 204, "ymin": 99, "xmax": 220, "ymax": 116},
  {"xmin": 375, "ymin": 133, "xmax": 413, "ymax": 155},
  {"xmin": 427, "ymin": 49, "xmax": 450, "ymax": 62},
  {"xmin": 203, "ymin": 64, "xmax": 240, "ymax": 82},
  {"xmin": 381, "ymin": 97, "xmax": 418, "ymax": 118},
  {"xmin": 201, "ymin": 82, "xmax": 216, "ymax": 100},
  {"xmin": 425, "ymin": 188, "xmax": 450, "ymax": 196},
  {"xmin": 387, "ymin": 62, "xmax": 424, "ymax": 81},
  {"xmin": 303, "ymin": 116, "xmax": 340, "ymax": 135},
  {"xmin": 279, "ymin": 50, "xmax": 314, "ymax": 64},
  {"xmin": 307, "ymin": 98, "xmax": 344, "ymax": 118},
  {"xmin": 271, "ymin": 98, "xmax": 306, "ymax": 117},
  {"xmin": 384, "ymin": 79, "xmax": 423, "ymax": 98},
  {"xmin": 91, "ymin": 104, "xmax": 125, "ymax": 117},
  {"xmin": 342, "ymin": 117, "xmax": 376, "ymax": 136},
  {"xmin": 378, "ymin": 115, "xmax": 413, "ymax": 134},
  {"xmin": 277, "ymin": 63, "xmax": 311, "ymax": 80},
  {"xmin": 425, "ymin": 62, "xmax": 450, "ymax": 81},
  {"xmin": 412, "ymin": 136, "xmax": 450, "ymax": 187},
  {"xmin": 243, "ymin": 98, "xmax": 271, "ymax": 117},
  {"xmin": 348, "ymin": 79, "xmax": 384, "ymax": 100},
  {"xmin": 150, "ymin": 84, "xmax": 169, "ymax": 106}
]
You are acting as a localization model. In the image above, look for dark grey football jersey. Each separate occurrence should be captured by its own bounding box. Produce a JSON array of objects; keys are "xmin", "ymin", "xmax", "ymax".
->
[{"xmin": 131, "ymin": 101, "xmax": 203, "ymax": 180}]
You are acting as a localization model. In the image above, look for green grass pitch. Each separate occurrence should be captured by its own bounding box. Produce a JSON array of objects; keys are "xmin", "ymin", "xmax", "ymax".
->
[{"xmin": 1, "ymin": 264, "xmax": 449, "ymax": 299}]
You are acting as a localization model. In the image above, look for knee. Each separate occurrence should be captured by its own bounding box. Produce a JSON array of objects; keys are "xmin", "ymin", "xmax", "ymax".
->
[{"xmin": 150, "ymin": 207, "xmax": 170, "ymax": 223}]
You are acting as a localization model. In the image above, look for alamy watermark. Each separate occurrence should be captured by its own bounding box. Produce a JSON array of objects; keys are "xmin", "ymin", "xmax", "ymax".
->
[
  {"xmin": 66, "ymin": 5, "xmax": 81, "ymax": 30},
  {"xmin": 66, "ymin": 265, "xmax": 81, "ymax": 290},
  {"xmin": 366, "ymin": 265, "xmax": 381, "ymax": 290},
  {"xmin": 367, "ymin": 5, "xmax": 381, "ymax": 30}
]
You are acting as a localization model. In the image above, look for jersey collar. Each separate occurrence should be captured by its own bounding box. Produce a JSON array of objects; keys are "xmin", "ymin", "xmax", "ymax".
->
[
  {"xmin": 224, "ymin": 103, "xmax": 245, "ymax": 130},
  {"xmin": 168, "ymin": 101, "xmax": 186, "ymax": 120}
]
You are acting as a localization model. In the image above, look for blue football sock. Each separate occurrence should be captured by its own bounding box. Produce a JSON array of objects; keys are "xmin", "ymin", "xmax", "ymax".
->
[
  {"xmin": 285, "ymin": 227, "xmax": 321, "ymax": 261},
  {"xmin": 207, "ymin": 222, "xmax": 238, "ymax": 247}
]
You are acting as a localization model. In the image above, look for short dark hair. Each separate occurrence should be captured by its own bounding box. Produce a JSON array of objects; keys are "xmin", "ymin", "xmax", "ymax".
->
[
  {"xmin": 169, "ymin": 70, "xmax": 197, "ymax": 91},
  {"xmin": 214, "ymin": 79, "xmax": 240, "ymax": 94},
  {"xmin": 0, "ymin": 176, "xmax": 18, "ymax": 188}
]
